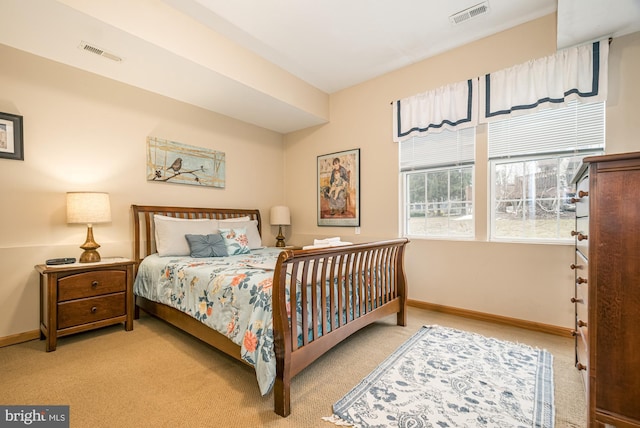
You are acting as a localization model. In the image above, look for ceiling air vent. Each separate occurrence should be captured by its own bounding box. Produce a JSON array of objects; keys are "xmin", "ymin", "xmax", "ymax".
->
[
  {"xmin": 449, "ymin": 1, "xmax": 490, "ymax": 25},
  {"xmin": 78, "ymin": 41, "xmax": 122, "ymax": 62}
]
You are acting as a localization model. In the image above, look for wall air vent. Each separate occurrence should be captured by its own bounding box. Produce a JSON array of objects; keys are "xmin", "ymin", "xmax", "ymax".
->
[
  {"xmin": 449, "ymin": 1, "xmax": 490, "ymax": 25},
  {"xmin": 78, "ymin": 41, "xmax": 122, "ymax": 62}
]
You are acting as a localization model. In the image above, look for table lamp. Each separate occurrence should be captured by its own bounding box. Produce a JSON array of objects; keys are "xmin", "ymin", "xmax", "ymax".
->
[
  {"xmin": 67, "ymin": 192, "xmax": 112, "ymax": 263},
  {"xmin": 270, "ymin": 206, "xmax": 290, "ymax": 248}
]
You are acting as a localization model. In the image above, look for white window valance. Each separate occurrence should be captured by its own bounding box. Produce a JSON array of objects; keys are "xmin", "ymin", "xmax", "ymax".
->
[
  {"xmin": 392, "ymin": 78, "xmax": 478, "ymax": 143},
  {"xmin": 480, "ymin": 39, "xmax": 608, "ymax": 123}
]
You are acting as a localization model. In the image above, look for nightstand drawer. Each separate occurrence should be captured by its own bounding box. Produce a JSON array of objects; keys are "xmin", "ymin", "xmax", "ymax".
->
[
  {"xmin": 58, "ymin": 270, "xmax": 126, "ymax": 301},
  {"xmin": 58, "ymin": 293, "xmax": 126, "ymax": 329}
]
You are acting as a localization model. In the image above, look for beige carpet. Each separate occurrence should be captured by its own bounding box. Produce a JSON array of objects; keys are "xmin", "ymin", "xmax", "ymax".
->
[{"xmin": 0, "ymin": 307, "xmax": 586, "ymax": 427}]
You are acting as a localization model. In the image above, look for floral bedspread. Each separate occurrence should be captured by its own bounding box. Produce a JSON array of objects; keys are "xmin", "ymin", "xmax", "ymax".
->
[{"xmin": 133, "ymin": 248, "xmax": 285, "ymax": 395}]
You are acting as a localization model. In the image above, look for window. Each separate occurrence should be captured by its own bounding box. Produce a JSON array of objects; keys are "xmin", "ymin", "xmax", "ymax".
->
[
  {"xmin": 401, "ymin": 127, "xmax": 475, "ymax": 238},
  {"xmin": 488, "ymin": 101, "xmax": 605, "ymax": 241}
]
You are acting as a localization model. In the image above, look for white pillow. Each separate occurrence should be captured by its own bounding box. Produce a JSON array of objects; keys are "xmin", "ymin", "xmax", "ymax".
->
[
  {"xmin": 219, "ymin": 217, "xmax": 262, "ymax": 249},
  {"xmin": 154, "ymin": 215, "xmax": 219, "ymax": 256},
  {"xmin": 219, "ymin": 216, "xmax": 251, "ymax": 222}
]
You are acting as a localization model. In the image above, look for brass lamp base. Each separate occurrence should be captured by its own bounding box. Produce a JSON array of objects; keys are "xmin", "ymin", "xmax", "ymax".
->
[
  {"xmin": 79, "ymin": 225, "xmax": 102, "ymax": 263},
  {"xmin": 79, "ymin": 249, "xmax": 101, "ymax": 263},
  {"xmin": 275, "ymin": 225, "xmax": 286, "ymax": 248}
]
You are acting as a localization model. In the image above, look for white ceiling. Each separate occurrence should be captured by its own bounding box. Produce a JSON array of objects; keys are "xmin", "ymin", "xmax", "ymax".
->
[
  {"xmin": 1, "ymin": 0, "xmax": 639, "ymax": 134},
  {"xmin": 168, "ymin": 0, "xmax": 559, "ymax": 94}
]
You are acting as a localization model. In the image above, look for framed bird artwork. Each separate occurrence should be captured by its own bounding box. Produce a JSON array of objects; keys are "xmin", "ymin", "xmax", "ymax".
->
[{"xmin": 146, "ymin": 136, "xmax": 225, "ymax": 188}]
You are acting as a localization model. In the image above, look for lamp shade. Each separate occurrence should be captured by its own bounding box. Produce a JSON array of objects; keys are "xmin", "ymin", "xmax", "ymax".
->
[
  {"xmin": 270, "ymin": 206, "xmax": 290, "ymax": 226},
  {"xmin": 67, "ymin": 192, "xmax": 112, "ymax": 224}
]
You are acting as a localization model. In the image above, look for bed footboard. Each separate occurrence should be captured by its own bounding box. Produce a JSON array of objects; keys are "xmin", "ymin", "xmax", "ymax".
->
[{"xmin": 271, "ymin": 238, "xmax": 409, "ymax": 416}]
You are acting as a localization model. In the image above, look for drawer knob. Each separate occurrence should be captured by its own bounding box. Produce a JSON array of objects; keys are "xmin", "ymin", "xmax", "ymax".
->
[
  {"xmin": 576, "ymin": 362, "xmax": 587, "ymax": 371},
  {"xmin": 571, "ymin": 297, "xmax": 583, "ymax": 303},
  {"xmin": 570, "ymin": 263, "xmax": 581, "ymax": 270},
  {"xmin": 571, "ymin": 330, "xmax": 578, "ymax": 337},
  {"xmin": 578, "ymin": 319, "xmax": 588, "ymax": 327},
  {"xmin": 578, "ymin": 190, "xmax": 589, "ymax": 198},
  {"xmin": 91, "ymin": 281, "xmax": 99, "ymax": 288},
  {"xmin": 91, "ymin": 306, "xmax": 97, "ymax": 313},
  {"xmin": 576, "ymin": 277, "xmax": 588, "ymax": 284},
  {"xmin": 570, "ymin": 231, "xmax": 588, "ymax": 241}
]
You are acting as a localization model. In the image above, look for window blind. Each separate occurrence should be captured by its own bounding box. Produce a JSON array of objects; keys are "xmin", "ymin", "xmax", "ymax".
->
[
  {"xmin": 400, "ymin": 127, "xmax": 475, "ymax": 171},
  {"xmin": 488, "ymin": 101, "xmax": 605, "ymax": 159}
]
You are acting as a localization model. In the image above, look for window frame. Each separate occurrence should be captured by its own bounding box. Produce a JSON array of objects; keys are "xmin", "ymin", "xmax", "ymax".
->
[
  {"xmin": 399, "ymin": 126, "xmax": 476, "ymax": 240},
  {"xmin": 401, "ymin": 164, "xmax": 475, "ymax": 240},
  {"xmin": 486, "ymin": 101, "xmax": 605, "ymax": 243},
  {"xmin": 488, "ymin": 151, "xmax": 602, "ymax": 244}
]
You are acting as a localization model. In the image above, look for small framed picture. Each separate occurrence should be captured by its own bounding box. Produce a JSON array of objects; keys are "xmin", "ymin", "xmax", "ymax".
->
[
  {"xmin": 317, "ymin": 148, "xmax": 360, "ymax": 226},
  {"xmin": 0, "ymin": 112, "xmax": 24, "ymax": 161}
]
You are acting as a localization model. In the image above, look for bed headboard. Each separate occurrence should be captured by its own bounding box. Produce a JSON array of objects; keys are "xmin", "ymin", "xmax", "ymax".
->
[{"xmin": 131, "ymin": 205, "xmax": 262, "ymax": 265}]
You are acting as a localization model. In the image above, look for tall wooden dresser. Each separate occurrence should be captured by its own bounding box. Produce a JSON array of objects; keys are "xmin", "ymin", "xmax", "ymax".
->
[{"xmin": 571, "ymin": 152, "xmax": 640, "ymax": 428}]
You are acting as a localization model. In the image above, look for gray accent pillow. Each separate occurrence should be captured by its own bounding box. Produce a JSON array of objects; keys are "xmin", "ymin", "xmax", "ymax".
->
[{"xmin": 185, "ymin": 234, "xmax": 229, "ymax": 258}]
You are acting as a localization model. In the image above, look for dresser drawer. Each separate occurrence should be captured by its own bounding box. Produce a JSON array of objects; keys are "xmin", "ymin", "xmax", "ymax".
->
[
  {"xmin": 574, "ymin": 250, "xmax": 589, "ymax": 349},
  {"xmin": 576, "ymin": 327, "xmax": 589, "ymax": 392},
  {"xmin": 57, "ymin": 293, "xmax": 126, "ymax": 329},
  {"xmin": 575, "ymin": 217, "xmax": 589, "ymax": 256},
  {"xmin": 576, "ymin": 326, "xmax": 588, "ymax": 365},
  {"xmin": 576, "ymin": 287, "xmax": 588, "ymax": 327},
  {"xmin": 575, "ymin": 251, "xmax": 588, "ymax": 297},
  {"xmin": 575, "ymin": 176, "xmax": 590, "ymax": 218},
  {"xmin": 58, "ymin": 270, "xmax": 126, "ymax": 301}
]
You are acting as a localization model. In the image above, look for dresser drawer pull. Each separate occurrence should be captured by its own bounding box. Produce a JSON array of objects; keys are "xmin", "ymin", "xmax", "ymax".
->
[
  {"xmin": 570, "ymin": 231, "xmax": 588, "ymax": 241},
  {"xmin": 576, "ymin": 362, "xmax": 587, "ymax": 371},
  {"xmin": 577, "ymin": 319, "xmax": 588, "ymax": 327},
  {"xmin": 571, "ymin": 330, "xmax": 578, "ymax": 337},
  {"xmin": 571, "ymin": 297, "xmax": 583, "ymax": 303},
  {"xmin": 570, "ymin": 191, "xmax": 589, "ymax": 203},
  {"xmin": 576, "ymin": 277, "xmax": 588, "ymax": 284},
  {"xmin": 91, "ymin": 281, "xmax": 99, "ymax": 288},
  {"xmin": 570, "ymin": 263, "xmax": 582, "ymax": 270},
  {"xmin": 91, "ymin": 306, "xmax": 98, "ymax": 313}
]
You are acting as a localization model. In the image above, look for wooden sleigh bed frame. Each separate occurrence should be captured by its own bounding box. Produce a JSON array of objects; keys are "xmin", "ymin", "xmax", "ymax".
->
[{"xmin": 132, "ymin": 204, "xmax": 409, "ymax": 417}]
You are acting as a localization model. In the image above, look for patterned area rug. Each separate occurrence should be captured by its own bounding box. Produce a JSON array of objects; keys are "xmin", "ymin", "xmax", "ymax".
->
[{"xmin": 323, "ymin": 325, "xmax": 554, "ymax": 428}]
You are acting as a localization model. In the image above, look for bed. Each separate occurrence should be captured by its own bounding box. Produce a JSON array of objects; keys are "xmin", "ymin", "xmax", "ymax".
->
[{"xmin": 131, "ymin": 204, "xmax": 409, "ymax": 417}]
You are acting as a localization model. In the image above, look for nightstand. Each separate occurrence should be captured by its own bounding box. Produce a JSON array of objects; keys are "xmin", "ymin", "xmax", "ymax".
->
[{"xmin": 35, "ymin": 258, "xmax": 135, "ymax": 352}]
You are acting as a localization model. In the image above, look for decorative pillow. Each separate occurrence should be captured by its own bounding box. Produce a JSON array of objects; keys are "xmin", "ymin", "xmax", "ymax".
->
[
  {"xmin": 219, "ymin": 227, "xmax": 251, "ymax": 255},
  {"xmin": 219, "ymin": 218, "xmax": 262, "ymax": 249},
  {"xmin": 185, "ymin": 234, "xmax": 228, "ymax": 258},
  {"xmin": 154, "ymin": 215, "xmax": 219, "ymax": 257}
]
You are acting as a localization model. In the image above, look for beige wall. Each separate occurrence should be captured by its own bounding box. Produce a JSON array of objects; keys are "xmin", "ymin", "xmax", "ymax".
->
[
  {"xmin": 606, "ymin": 31, "xmax": 640, "ymax": 153},
  {"xmin": 285, "ymin": 15, "xmax": 640, "ymax": 329},
  {"xmin": 0, "ymin": 44, "xmax": 285, "ymax": 338}
]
